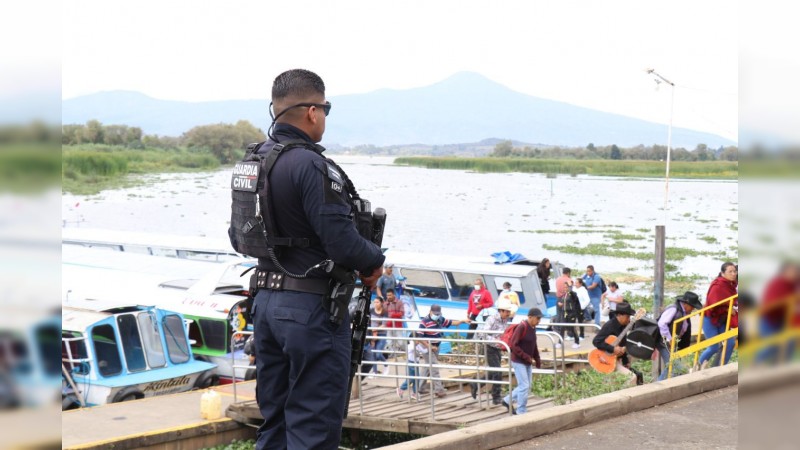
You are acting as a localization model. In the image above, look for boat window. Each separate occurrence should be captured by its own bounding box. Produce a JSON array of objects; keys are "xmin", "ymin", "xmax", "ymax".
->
[
  {"xmin": 187, "ymin": 319, "xmax": 204, "ymax": 349},
  {"xmin": 491, "ymin": 278, "xmax": 526, "ymax": 305},
  {"xmin": 0, "ymin": 331, "xmax": 31, "ymax": 375},
  {"xmin": 62, "ymin": 331, "xmax": 90, "ymax": 375},
  {"xmin": 137, "ymin": 313, "xmax": 166, "ymax": 368},
  {"xmin": 199, "ymin": 319, "xmax": 228, "ymax": 351},
  {"xmin": 163, "ymin": 315, "xmax": 191, "ymax": 364},
  {"xmin": 91, "ymin": 325, "xmax": 123, "ymax": 377},
  {"xmin": 35, "ymin": 323, "xmax": 62, "ymax": 377},
  {"xmin": 448, "ymin": 272, "xmax": 484, "ymax": 301},
  {"xmin": 117, "ymin": 314, "xmax": 147, "ymax": 373},
  {"xmin": 398, "ymin": 269, "xmax": 449, "ymax": 300}
]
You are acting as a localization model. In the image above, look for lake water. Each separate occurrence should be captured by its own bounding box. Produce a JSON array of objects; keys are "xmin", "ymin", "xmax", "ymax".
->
[{"xmin": 62, "ymin": 155, "xmax": 738, "ymax": 296}]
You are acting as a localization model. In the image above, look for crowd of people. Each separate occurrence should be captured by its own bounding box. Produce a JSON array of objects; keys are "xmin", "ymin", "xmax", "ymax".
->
[{"xmin": 360, "ymin": 259, "xmax": 743, "ymax": 415}]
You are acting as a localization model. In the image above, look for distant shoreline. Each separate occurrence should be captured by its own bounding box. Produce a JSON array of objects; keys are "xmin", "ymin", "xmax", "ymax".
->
[{"xmin": 394, "ymin": 156, "xmax": 738, "ymax": 180}]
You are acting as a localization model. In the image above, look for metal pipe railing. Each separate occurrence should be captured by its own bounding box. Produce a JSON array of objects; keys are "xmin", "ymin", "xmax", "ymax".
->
[{"xmin": 228, "ymin": 318, "xmax": 601, "ymax": 418}]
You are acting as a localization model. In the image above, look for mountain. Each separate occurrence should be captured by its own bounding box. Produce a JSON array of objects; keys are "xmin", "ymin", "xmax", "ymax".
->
[{"xmin": 62, "ymin": 72, "xmax": 735, "ymax": 148}]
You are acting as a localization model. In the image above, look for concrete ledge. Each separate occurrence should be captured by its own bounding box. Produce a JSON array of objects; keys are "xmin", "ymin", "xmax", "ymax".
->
[
  {"xmin": 739, "ymin": 363, "xmax": 800, "ymax": 396},
  {"xmin": 65, "ymin": 418, "xmax": 253, "ymax": 450},
  {"xmin": 380, "ymin": 363, "xmax": 738, "ymax": 450}
]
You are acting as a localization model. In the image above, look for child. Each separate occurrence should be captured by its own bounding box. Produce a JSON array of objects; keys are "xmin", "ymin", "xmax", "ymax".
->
[{"xmin": 397, "ymin": 341, "xmax": 423, "ymax": 400}]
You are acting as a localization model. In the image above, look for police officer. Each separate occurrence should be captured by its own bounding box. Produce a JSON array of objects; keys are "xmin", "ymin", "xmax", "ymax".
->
[{"xmin": 250, "ymin": 69, "xmax": 384, "ymax": 450}]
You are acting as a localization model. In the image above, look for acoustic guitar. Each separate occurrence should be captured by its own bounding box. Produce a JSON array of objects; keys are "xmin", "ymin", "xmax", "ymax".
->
[{"xmin": 588, "ymin": 308, "xmax": 646, "ymax": 374}]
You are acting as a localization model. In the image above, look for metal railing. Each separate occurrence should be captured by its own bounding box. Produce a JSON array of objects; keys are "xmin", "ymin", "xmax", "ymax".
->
[
  {"xmin": 667, "ymin": 294, "xmax": 739, "ymax": 378},
  {"xmin": 736, "ymin": 292, "xmax": 798, "ymax": 367},
  {"xmin": 228, "ymin": 317, "xmax": 606, "ymax": 420},
  {"xmin": 61, "ymin": 336, "xmax": 92, "ymax": 408}
]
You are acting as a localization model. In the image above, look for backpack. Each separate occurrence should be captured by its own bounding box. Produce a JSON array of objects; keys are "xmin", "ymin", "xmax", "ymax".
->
[
  {"xmin": 599, "ymin": 276, "xmax": 607, "ymax": 294},
  {"xmin": 564, "ymin": 291, "xmax": 581, "ymax": 319},
  {"xmin": 499, "ymin": 322, "xmax": 527, "ymax": 352}
]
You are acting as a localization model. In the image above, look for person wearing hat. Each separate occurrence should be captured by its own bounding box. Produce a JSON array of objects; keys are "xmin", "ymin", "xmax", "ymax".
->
[
  {"xmin": 376, "ymin": 263, "xmax": 397, "ymax": 300},
  {"xmin": 656, "ymin": 291, "xmax": 702, "ymax": 380},
  {"xmin": 592, "ymin": 301, "xmax": 638, "ymax": 386},
  {"xmin": 417, "ymin": 305, "xmax": 470, "ymax": 398},
  {"xmin": 471, "ymin": 298, "xmax": 518, "ymax": 404},
  {"xmin": 502, "ymin": 307, "xmax": 544, "ymax": 415}
]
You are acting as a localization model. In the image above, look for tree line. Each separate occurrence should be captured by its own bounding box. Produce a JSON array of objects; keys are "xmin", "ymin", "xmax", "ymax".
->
[
  {"xmin": 62, "ymin": 120, "xmax": 266, "ymax": 164},
  {"xmin": 491, "ymin": 141, "xmax": 738, "ymax": 161}
]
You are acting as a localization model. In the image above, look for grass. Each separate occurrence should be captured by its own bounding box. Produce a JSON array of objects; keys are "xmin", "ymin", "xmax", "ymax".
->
[
  {"xmin": 62, "ymin": 144, "xmax": 220, "ymax": 195},
  {"xmin": 394, "ymin": 157, "xmax": 738, "ymax": 180},
  {"xmin": 0, "ymin": 144, "xmax": 61, "ymax": 192},
  {"xmin": 531, "ymin": 369, "xmax": 630, "ymax": 405},
  {"xmin": 542, "ymin": 242, "xmax": 725, "ymax": 261}
]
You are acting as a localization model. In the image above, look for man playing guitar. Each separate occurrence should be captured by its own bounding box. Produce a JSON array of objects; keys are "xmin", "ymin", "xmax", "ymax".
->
[{"xmin": 591, "ymin": 302, "xmax": 640, "ymax": 386}]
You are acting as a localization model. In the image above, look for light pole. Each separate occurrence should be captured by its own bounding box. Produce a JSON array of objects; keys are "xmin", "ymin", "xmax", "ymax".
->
[
  {"xmin": 645, "ymin": 68, "xmax": 675, "ymax": 340},
  {"xmin": 646, "ymin": 68, "xmax": 675, "ymax": 216}
]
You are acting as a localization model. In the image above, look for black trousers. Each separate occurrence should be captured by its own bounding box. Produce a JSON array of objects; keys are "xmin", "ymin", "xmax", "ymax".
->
[
  {"xmin": 468, "ymin": 313, "xmax": 479, "ymax": 330},
  {"xmin": 252, "ymin": 289, "xmax": 350, "ymax": 450},
  {"xmin": 564, "ymin": 313, "xmax": 582, "ymax": 342},
  {"xmin": 485, "ymin": 345, "xmax": 502, "ymax": 400}
]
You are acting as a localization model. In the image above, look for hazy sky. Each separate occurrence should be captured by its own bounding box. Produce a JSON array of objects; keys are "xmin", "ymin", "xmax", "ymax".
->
[{"xmin": 59, "ymin": 0, "xmax": 738, "ymax": 141}]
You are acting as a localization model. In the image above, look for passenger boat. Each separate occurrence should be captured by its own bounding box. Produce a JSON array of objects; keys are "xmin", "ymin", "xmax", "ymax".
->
[
  {"xmin": 62, "ymin": 245, "xmax": 255, "ymax": 383},
  {"xmin": 384, "ymin": 250, "xmax": 562, "ymax": 324},
  {"xmin": 62, "ymin": 227, "xmax": 243, "ymax": 263},
  {"xmin": 61, "ymin": 305, "xmax": 217, "ymax": 409},
  {"xmin": 0, "ymin": 309, "xmax": 62, "ymax": 408}
]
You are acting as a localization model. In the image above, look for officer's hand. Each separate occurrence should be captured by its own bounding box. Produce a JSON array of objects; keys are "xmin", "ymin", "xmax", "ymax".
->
[{"xmin": 360, "ymin": 265, "xmax": 383, "ymax": 288}]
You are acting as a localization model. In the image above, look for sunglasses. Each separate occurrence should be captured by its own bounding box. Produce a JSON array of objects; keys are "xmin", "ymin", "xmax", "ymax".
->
[{"xmin": 294, "ymin": 101, "xmax": 331, "ymax": 116}]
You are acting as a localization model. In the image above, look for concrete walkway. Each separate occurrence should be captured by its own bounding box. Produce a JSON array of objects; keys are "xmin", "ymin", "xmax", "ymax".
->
[
  {"xmin": 499, "ymin": 385, "xmax": 737, "ymax": 449},
  {"xmin": 380, "ymin": 363, "xmax": 738, "ymax": 449}
]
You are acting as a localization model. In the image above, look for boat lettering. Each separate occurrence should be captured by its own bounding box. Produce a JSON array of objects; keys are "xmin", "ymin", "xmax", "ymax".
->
[{"xmin": 142, "ymin": 375, "xmax": 191, "ymax": 393}]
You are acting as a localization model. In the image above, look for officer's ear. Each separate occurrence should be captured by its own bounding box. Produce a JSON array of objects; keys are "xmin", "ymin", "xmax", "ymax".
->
[{"xmin": 306, "ymin": 105, "xmax": 320, "ymax": 126}]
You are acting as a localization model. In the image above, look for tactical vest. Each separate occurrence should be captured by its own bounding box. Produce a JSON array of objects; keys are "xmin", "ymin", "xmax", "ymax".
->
[
  {"xmin": 228, "ymin": 139, "xmax": 316, "ymax": 258},
  {"xmin": 228, "ymin": 139, "xmax": 374, "ymax": 259}
]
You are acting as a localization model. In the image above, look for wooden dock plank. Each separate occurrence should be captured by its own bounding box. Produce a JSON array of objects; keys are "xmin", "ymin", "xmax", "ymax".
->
[{"xmin": 228, "ymin": 384, "xmax": 556, "ymax": 436}]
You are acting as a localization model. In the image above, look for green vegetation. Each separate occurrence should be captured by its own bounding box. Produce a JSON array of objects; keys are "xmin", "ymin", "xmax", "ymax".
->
[
  {"xmin": 0, "ymin": 123, "xmax": 61, "ymax": 193},
  {"xmin": 395, "ymin": 157, "xmax": 738, "ymax": 179},
  {"xmin": 0, "ymin": 144, "xmax": 61, "ymax": 192},
  {"xmin": 531, "ymin": 369, "xmax": 630, "ymax": 405},
  {"xmin": 699, "ymin": 235, "xmax": 719, "ymax": 244},
  {"xmin": 542, "ymin": 242, "xmax": 724, "ymax": 261},
  {"xmin": 203, "ymin": 439, "xmax": 255, "ymax": 450},
  {"xmin": 63, "ymin": 144, "xmax": 220, "ymax": 194},
  {"xmin": 61, "ymin": 119, "xmax": 268, "ymax": 194}
]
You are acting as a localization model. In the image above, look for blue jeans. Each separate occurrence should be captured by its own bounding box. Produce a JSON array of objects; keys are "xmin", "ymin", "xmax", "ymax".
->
[
  {"xmin": 399, "ymin": 365, "xmax": 417, "ymax": 393},
  {"xmin": 756, "ymin": 318, "xmax": 795, "ymax": 363},
  {"xmin": 655, "ymin": 340, "xmax": 687, "ymax": 381},
  {"xmin": 590, "ymin": 296, "xmax": 601, "ymax": 325},
  {"xmin": 503, "ymin": 361, "xmax": 531, "ymax": 414},
  {"xmin": 371, "ymin": 337, "xmax": 387, "ymax": 372},
  {"xmin": 698, "ymin": 320, "xmax": 735, "ymax": 366}
]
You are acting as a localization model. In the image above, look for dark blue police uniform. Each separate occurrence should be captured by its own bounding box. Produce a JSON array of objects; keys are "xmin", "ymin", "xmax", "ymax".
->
[{"xmin": 251, "ymin": 123, "xmax": 384, "ymax": 450}]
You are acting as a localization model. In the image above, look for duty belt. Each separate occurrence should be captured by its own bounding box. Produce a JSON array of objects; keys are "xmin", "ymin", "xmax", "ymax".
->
[{"xmin": 254, "ymin": 269, "xmax": 330, "ymax": 295}]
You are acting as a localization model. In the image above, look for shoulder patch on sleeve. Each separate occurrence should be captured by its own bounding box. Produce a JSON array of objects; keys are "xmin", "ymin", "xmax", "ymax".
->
[{"xmin": 312, "ymin": 159, "xmax": 348, "ymax": 205}]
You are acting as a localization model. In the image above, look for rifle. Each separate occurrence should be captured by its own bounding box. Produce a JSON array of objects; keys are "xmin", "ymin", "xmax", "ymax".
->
[{"xmin": 344, "ymin": 207, "xmax": 386, "ymax": 418}]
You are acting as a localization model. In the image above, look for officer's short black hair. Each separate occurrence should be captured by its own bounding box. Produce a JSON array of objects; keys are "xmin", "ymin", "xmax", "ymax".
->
[{"xmin": 272, "ymin": 69, "xmax": 325, "ymax": 101}]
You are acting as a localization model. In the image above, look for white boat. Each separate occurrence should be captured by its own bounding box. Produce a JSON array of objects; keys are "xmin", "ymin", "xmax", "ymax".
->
[
  {"xmin": 62, "ymin": 227, "xmax": 243, "ymax": 262},
  {"xmin": 62, "ymin": 244, "xmax": 255, "ymax": 383},
  {"xmin": 384, "ymin": 250, "xmax": 562, "ymax": 327},
  {"xmin": 0, "ymin": 308, "xmax": 62, "ymax": 408},
  {"xmin": 62, "ymin": 305, "xmax": 217, "ymax": 409}
]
